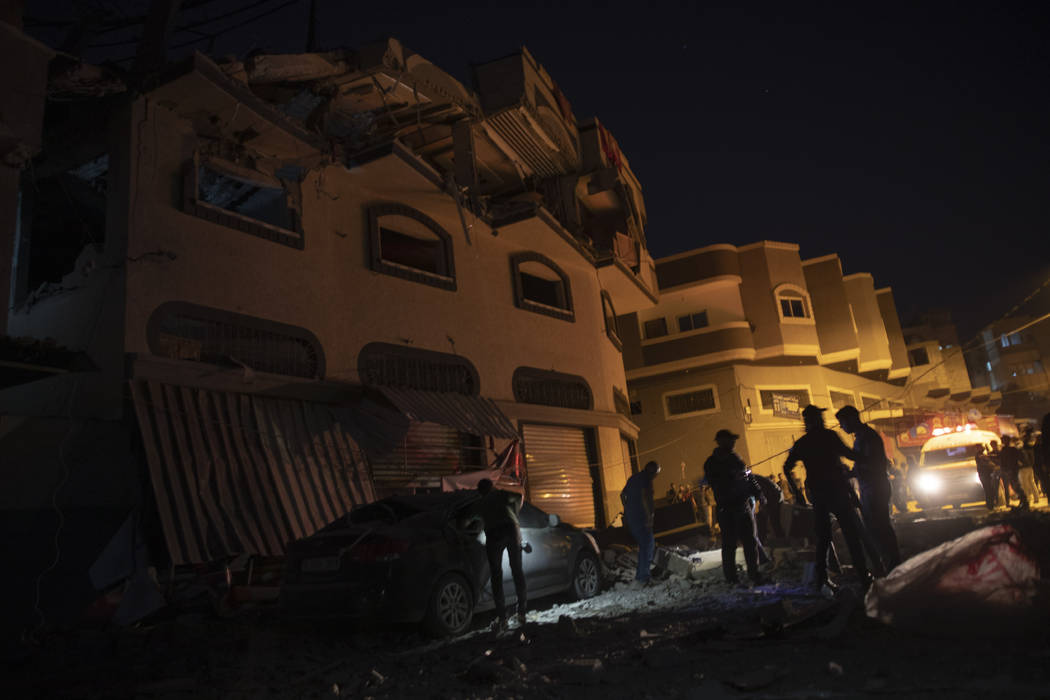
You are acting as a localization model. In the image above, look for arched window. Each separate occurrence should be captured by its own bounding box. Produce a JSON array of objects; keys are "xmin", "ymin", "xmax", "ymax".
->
[
  {"xmin": 357, "ymin": 343, "xmax": 479, "ymax": 395},
  {"xmin": 600, "ymin": 291, "xmax": 621, "ymax": 349},
  {"xmin": 147, "ymin": 302, "xmax": 324, "ymax": 379},
  {"xmin": 510, "ymin": 252, "xmax": 574, "ymax": 321},
  {"xmin": 513, "ymin": 367, "xmax": 592, "ymax": 410},
  {"xmin": 367, "ymin": 204, "xmax": 455, "ymax": 290},
  {"xmin": 773, "ymin": 283, "xmax": 813, "ymax": 322}
]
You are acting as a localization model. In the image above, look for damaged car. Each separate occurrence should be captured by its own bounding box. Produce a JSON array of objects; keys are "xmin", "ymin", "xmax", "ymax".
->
[{"xmin": 280, "ymin": 491, "xmax": 602, "ymax": 636}]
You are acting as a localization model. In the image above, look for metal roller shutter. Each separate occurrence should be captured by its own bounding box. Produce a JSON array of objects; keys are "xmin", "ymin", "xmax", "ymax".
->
[
  {"xmin": 522, "ymin": 424, "xmax": 596, "ymax": 528},
  {"xmin": 369, "ymin": 422, "xmax": 479, "ymax": 496}
]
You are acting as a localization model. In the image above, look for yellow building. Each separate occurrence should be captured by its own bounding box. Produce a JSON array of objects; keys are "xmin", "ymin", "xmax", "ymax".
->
[{"xmin": 620, "ymin": 242, "xmax": 916, "ymax": 492}]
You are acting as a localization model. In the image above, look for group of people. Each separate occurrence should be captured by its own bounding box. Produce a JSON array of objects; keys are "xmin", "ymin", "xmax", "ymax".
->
[
  {"xmin": 620, "ymin": 403, "xmax": 904, "ymax": 592},
  {"xmin": 469, "ymin": 413, "xmax": 1048, "ymax": 631},
  {"xmin": 975, "ymin": 424, "xmax": 1049, "ymax": 511}
]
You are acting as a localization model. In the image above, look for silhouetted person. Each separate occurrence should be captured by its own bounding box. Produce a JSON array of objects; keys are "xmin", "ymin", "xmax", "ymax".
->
[
  {"xmin": 678, "ymin": 483, "xmax": 699, "ymax": 521},
  {"xmin": 888, "ymin": 460, "xmax": 909, "ymax": 514},
  {"xmin": 621, "ymin": 461, "xmax": 660, "ymax": 588},
  {"xmin": 1037, "ymin": 414, "xmax": 1050, "ymax": 498},
  {"xmin": 704, "ymin": 429, "xmax": 770, "ymax": 586},
  {"xmin": 783, "ymin": 405, "xmax": 872, "ymax": 590},
  {"xmin": 974, "ymin": 444, "xmax": 999, "ymax": 510},
  {"xmin": 836, "ymin": 406, "xmax": 901, "ymax": 570},
  {"xmin": 469, "ymin": 478, "xmax": 527, "ymax": 631},
  {"xmin": 999, "ymin": 437, "xmax": 1029, "ymax": 510},
  {"xmin": 1016, "ymin": 428, "xmax": 1039, "ymax": 503},
  {"xmin": 752, "ymin": 473, "xmax": 786, "ymax": 545},
  {"xmin": 776, "ymin": 473, "xmax": 794, "ymax": 504}
]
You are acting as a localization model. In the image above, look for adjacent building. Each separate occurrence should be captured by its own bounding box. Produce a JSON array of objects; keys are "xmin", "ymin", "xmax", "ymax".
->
[
  {"xmin": 619, "ymin": 242, "xmax": 917, "ymax": 492},
  {"xmin": 968, "ymin": 315, "xmax": 1050, "ymax": 422}
]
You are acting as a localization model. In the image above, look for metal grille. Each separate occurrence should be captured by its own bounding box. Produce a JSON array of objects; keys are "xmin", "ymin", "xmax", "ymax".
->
[
  {"xmin": 513, "ymin": 368, "xmax": 592, "ymax": 410},
  {"xmin": 358, "ymin": 343, "xmax": 478, "ymax": 395},
  {"xmin": 154, "ymin": 313, "xmax": 321, "ymax": 379},
  {"xmin": 759, "ymin": 389, "xmax": 811, "ymax": 411},
  {"xmin": 666, "ymin": 389, "xmax": 716, "ymax": 416}
]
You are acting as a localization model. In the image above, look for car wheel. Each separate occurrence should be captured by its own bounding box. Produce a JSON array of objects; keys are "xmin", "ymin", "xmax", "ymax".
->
[
  {"xmin": 423, "ymin": 573, "xmax": 474, "ymax": 637},
  {"xmin": 571, "ymin": 551, "xmax": 600, "ymax": 600}
]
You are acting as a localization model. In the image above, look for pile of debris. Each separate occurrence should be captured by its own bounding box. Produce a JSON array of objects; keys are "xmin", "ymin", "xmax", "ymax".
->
[{"xmin": 524, "ymin": 542, "xmax": 810, "ymax": 626}]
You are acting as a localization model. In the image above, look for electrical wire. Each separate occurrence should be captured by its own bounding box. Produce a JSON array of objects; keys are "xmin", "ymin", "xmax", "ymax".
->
[
  {"xmin": 107, "ymin": 0, "xmax": 300, "ymax": 63},
  {"xmin": 87, "ymin": 0, "xmax": 288, "ymax": 48}
]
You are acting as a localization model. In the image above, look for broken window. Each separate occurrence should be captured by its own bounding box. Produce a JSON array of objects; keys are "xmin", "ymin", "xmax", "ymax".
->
[
  {"xmin": 367, "ymin": 205, "xmax": 456, "ymax": 290},
  {"xmin": 147, "ymin": 302, "xmax": 324, "ymax": 379},
  {"xmin": 183, "ymin": 157, "xmax": 303, "ymax": 249},
  {"xmin": 15, "ymin": 154, "xmax": 108, "ymax": 303},
  {"xmin": 510, "ymin": 253, "xmax": 574, "ymax": 321}
]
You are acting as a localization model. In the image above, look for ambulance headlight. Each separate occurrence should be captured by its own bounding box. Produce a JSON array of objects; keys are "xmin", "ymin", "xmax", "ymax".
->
[{"xmin": 916, "ymin": 473, "xmax": 941, "ymax": 493}]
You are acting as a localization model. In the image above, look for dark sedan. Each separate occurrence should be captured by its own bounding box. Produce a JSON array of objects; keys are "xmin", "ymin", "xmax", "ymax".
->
[{"xmin": 280, "ymin": 491, "xmax": 602, "ymax": 636}]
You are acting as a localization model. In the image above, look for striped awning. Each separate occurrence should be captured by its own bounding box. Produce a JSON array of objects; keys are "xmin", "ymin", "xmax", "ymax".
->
[
  {"xmin": 131, "ymin": 380, "xmax": 376, "ymax": 565},
  {"xmin": 375, "ymin": 386, "xmax": 518, "ymax": 438}
]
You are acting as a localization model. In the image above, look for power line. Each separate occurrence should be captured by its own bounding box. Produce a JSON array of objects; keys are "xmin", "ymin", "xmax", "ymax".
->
[
  {"xmin": 88, "ymin": 0, "xmax": 287, "ymax": 48},
  {"xmin": 110, "ymin": 0, "xmax": 299, "ymax": 62}
]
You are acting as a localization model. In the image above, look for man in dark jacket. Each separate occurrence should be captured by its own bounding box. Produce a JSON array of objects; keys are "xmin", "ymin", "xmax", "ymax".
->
[
  {"xmin": 783, "ymin": 405, "xmax": 872, "ymax": 590},
  {"xmin": 704, "ymin": 429, "xmax": 771, "ymax": 586},
  {"xmin": 469, "ymin": 479, "xmax": 527, "ymax": 630},
  {"xmin": 835, "ymin": 405, "xmax": 901, "ymax": 570},
  {"xmin": 621, "ymin": 461, "xmax": 661, "ymax": 587},
  {"xmin": 974, "ymin": 444, "xmax": 999, "ymax": 509},
  {"xmin": 999, "ymin": 436, "xmax": 1030, "ymax": 510}
]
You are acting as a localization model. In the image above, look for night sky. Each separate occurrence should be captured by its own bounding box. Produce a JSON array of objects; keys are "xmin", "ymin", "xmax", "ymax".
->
[{"xmin": 27, "ymin": 1, "xmax": 1050, "ymax": 340}]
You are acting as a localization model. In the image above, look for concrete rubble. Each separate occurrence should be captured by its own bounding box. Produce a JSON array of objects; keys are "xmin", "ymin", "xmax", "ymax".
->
[{"xmin": 9, "ymin": 524, "xmax": 1050, "ymax": 699}]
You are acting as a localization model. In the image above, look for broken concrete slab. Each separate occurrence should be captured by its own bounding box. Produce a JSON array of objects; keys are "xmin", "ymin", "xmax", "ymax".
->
[{"xmin": 665, "ymin": 551, "xmax": 694, "ymax": 578}]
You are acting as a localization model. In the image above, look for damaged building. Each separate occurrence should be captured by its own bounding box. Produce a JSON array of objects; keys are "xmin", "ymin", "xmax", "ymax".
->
[{"xmin": 0, "ymin": 35, "xmax": 658, "ymax": 629}]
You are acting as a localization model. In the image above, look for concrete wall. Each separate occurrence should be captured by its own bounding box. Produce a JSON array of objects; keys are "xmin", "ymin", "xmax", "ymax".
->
[
  {"xmin": 875, "ymin": 287, "xmax": 911, "ymax": 380},
  {"xmin": 803, "ymin": 255, "xmax": 860, "ymax": 362},
  {"xmin": 843, "ymin": 273, "xmax": 892, "ymax": 372},
  {"xmin": 627, "ymin": 365, "xmax": 740, "ymax": 497},
  {"xmin": 119, "ymin": 96, "xmax": 636, "ymax": 523}
]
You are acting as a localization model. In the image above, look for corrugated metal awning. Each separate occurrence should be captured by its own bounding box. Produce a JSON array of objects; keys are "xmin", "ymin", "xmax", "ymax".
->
[
  {"xmin": 374, "ymin": 386, "xmax": 518, "ymax": 438},
  {"xmin": 131, "ymin": 380, "xmax": 376, "ymax": 565}
]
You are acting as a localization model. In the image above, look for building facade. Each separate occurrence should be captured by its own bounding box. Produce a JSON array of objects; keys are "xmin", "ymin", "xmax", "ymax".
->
[
  {"xmin": 620, "ymin": 242, "xmax": 919, "ymax": 492},
  {"xmin": 1, "ymin": 38, "xmax": 658, "ymax": 592}
]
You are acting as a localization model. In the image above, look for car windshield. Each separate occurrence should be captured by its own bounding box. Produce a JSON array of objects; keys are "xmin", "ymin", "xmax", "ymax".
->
[{"xmin": 922, "ymin": 445, "xmax": 976, "ymax": 466}]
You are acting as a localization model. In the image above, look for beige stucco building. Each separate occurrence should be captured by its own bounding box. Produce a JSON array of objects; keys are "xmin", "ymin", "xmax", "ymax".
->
[
  {"xmin": 2, "ymin": 39, "xmax": 658, "ymax": 578},
  {"xmin": 619, "ymin": 241, "xmax": 917, "ymax": 493}
]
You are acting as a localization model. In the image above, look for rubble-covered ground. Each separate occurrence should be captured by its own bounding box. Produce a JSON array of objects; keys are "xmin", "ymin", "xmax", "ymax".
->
[{"xmin": 7, "ymin": 518, "xmax": 1050, "ymax": 699}]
